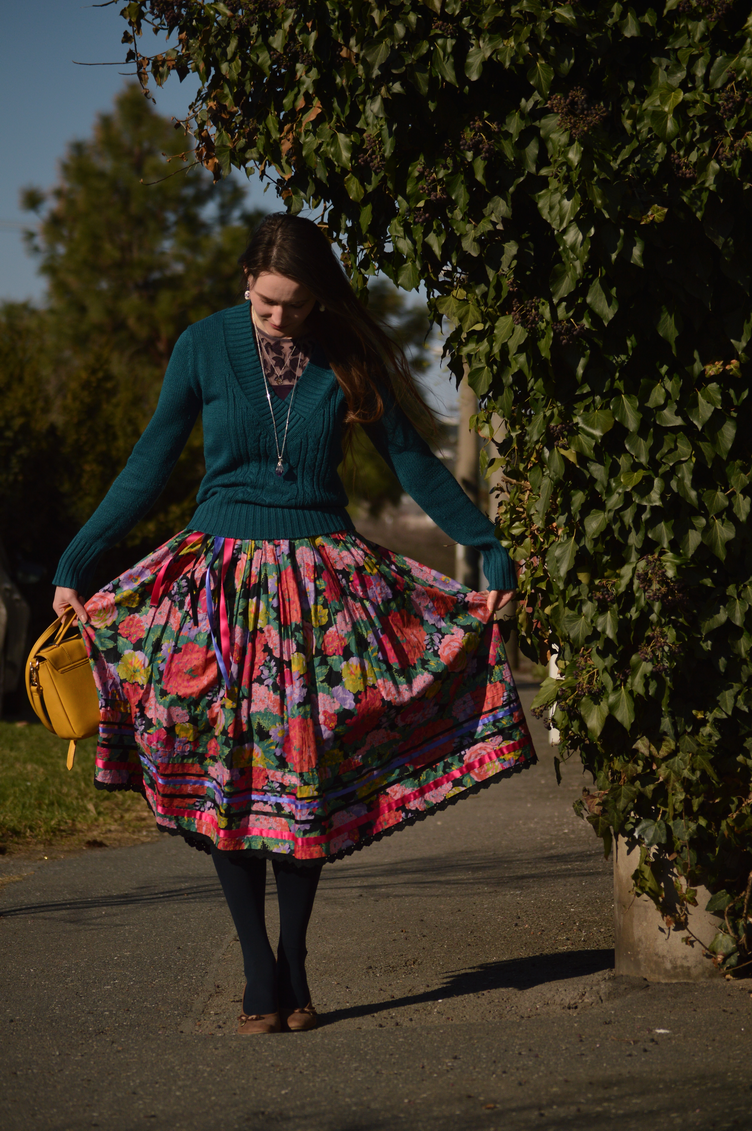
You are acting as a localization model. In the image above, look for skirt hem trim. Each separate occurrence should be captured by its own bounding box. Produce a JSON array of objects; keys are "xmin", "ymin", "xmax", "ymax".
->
[{"xmin": 93, "ymin": 750, "xmax": 535, "ymax": 865}]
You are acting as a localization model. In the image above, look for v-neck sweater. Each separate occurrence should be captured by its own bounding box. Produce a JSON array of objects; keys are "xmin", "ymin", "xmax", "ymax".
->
[{"xmin": 54, "ymin": 304, "xmax": 516, "ymax": 592}]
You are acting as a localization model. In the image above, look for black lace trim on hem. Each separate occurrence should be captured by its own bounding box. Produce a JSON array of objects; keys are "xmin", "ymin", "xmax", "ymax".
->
[
  {"xmin": 94, "ymin": 779, "xmax": 147, "ymax": 799},
  {"xmin": 149, "ymin": 750, "xmax": 537, "ymax": 864},
  {"xmin": 321, "ymin": 752, "xmax": 536, "ymax": 864}
]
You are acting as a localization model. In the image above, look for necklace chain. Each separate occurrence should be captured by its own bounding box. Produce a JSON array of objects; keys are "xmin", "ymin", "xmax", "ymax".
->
[{"xmin": 253, "ymin": 321, "xmax": 303, "ymax": 477}]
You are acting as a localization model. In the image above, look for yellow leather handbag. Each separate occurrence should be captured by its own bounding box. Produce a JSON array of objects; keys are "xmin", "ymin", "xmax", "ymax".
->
[{"xmin": 25, "ymin": 611, "xmax": 99, "ymax": 769}]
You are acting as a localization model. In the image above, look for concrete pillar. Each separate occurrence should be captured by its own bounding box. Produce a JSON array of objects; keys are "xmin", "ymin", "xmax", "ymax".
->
[
  {"xmin": 613, "ymin": 836, "xmax": 722, "ymax": 981},
  {"xmin": 547, "ymin": 648, "xmax": 560, "ymax": 746}
]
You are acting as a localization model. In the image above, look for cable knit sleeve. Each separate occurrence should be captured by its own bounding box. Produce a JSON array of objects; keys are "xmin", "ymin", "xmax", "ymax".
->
[
  {"xmin": 363, "ymin": 397, "xmax": 517, "ymax": 591},
  {"xmin": 53, "ymin": 330, "xmax": 202, "ymax": 592}
]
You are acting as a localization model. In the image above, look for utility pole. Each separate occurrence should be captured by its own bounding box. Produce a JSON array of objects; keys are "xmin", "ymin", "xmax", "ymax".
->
[
  {"xmin": 454, "ymin": 377, "xmax": 481, "ymax": 590},
  {"xmin": 485, "ymin": 416, "xmax": 519, "ymax": 670},
  {"xmin": 454, "ymin": 378, "xmax": 519, "ymax": 669}
]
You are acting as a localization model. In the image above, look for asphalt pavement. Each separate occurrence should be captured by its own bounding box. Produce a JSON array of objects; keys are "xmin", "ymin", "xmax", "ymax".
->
[{"xmin": 1, "ymin": 678, "xmax": 750, "ymax": 1131}]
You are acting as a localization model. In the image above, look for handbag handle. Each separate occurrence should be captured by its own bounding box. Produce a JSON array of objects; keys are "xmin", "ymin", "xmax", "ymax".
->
[
  {"xmin": 30, "ymin": 609, "xmax": 80, "ymax": 658},
  {"xmin": 54, "ymin": 608, "xmax": 79, "ymax": 643}
]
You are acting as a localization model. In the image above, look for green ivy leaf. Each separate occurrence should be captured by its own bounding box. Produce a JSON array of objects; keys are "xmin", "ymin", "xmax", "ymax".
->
[
  {"xmin": 687, "ymin": 392, "xmax": 715, "ymax": 429},
  {"xmin": 358, "ymin": 202, "xmax": 373, "ymax": 235},
  {"xmin": 705, "ymin": 890, "xmax": 733, "ymax": 914},
  {"xmin": 708, "ymin": 55, "xmax": 733, "ymax": 89},
  {"xmin": 612, "ymin": 393, "xmax": 642, "ymax": 431},
  {"xmin": 706, "ymin": 418, "xmax": 736, "ymax": 459},
  {"xmin": 649, "ymin": 108, "xmax": 680, "ymax": 142},
  {"xmin": 531, "ymin": 676, "xmax": 560, "ymax": 711},
  {"xmin": 547, "ymin": 447, "xmax": 565, "ymax": 479},
  {"xmin": 596, "ymin": 606, "xmax": 618, "ymax": 640},
  {"xmin": 578, "ymin": 409, "xmax": 615, "ymax": 438},
  {"xmin": 550, "ymin": 261, "xmax": 579, "ymax": 301},
  {"xmin": 674, "ymin": 460, "xmax": 697, "ymax": 505},
  {"xmin": 638, "ymin": 868, "xmax": 666, "ymax": 903},
  {"xmin": 702, "ymin": 488, "xmax": 728, "ymax": 516},
  {"xmin": 527, "ymin": 59, "xmax": 554, "ymax": 96},
  {"xmin": 625, "ymin": 431, "xmax": 651, "ymax": 464},
  {"xmin": 608, "ymin": 686, "xmax": 635, "ymax": 729},
  {"xmin": 467, "ymin": 364, "xmax": 492, "ymax": 396},
  {"xmin": 586, "ymin": 277, "xmax": 618, "ymax": 324},
  {"xmin": 707, "ymin": 932, "xmax": 737, "ymax": 958},
  {"xmin": 655, "ymin": 306, "xmax": 680, "ymax": 349},
  {"xmin": 562, "ymin": 608, "xmax": 591, "ymax": 645},
  {"xmin": 397, "ymin": 260, "xmax": 421, "ymax": 290},
  {"xmin": 634, "ymin": 817, "xmax": 668, "ymax": 846},
  {"xmin": 465, "ymin": 43, "xmax": 486, "ymax": 81},
  {"xmin": 630, "ymin": 659, "xmax": 652, "ymax": 696},
  {"xmin": 584, "ymin": 511, "xmax": 607, "ymax": 539},
  {"xmin": 608, "ymin": 785, "xmax": 640, "ymax": 819},
  {"xmin": 445, "ymin": 171, "xmax": 469, "ymax": 211},
  {"xmin": 728, "ymin": 493, "xmax": 746, "ymax": 522},
  {"xmin": 621, "ymin": 469, "xmax": 645, "ymax": 488},
  {"xmin": 493, "ymin": 314, "xmax": 514, "ymax": 348},
  {"xmin": 656, "ymin": 404, "xmax": 684, "ymax": 428},
  {"xmin": 619, "ymin": 8, "xmax": 641, "ymax": 36},
  {"xmin": 432, "ymin": 43, "xmax": 458, "ymax": 85},
  {"xmin": 554, "ymin": 533, "xmax": 578, "ymax": 575},
  {"xmin": 581, "ymin": 695, "xmax": 609, "ymax": 738},
  {"xmin": 702, "ymin": 515, "xmax": 736, "ymax": 560},
  {"xmin": 648, "ymin": 518, "xmax": 673, "ymax": 547},
  {"xmin": 658, "ymin": 87, "xmax": 683, "ymax": 113},
  {"xmin": 345, "ymin": 172, "xmax": 364, "ymax": 202}
]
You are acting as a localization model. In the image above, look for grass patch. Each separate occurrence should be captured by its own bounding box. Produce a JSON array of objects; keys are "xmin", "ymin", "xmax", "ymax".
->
[{"xmin": 0, "ymin": 722, "xmax": 157, "ymax": 854}]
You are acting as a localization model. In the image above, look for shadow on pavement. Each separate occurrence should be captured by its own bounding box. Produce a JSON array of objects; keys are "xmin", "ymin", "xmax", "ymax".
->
[
  {"xmin": 0, "ymin": 878, "xmax": 222, "ymax": 919},
  {"xmin": 324, "ymin": 850, "xmax": 606, "ymax": 892},
  {"xmin": 319, "ymin": 947, "xmax": 614, "ymax": 1025}
]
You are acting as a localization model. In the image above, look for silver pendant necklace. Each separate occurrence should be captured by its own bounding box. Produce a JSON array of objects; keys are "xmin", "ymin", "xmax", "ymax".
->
[{"xmin": 252, "ymin": 318, "xmax": 304, "ymax": 477}]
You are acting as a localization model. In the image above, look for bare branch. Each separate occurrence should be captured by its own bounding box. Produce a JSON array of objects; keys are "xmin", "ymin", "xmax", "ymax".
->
[{"xmin": 140, "ymin": 160, "xmax": 201, "ymax": 186}]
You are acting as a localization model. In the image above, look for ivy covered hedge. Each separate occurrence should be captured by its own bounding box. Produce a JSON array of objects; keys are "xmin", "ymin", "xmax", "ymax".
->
[{"xmin": 122, "ymin": 0, "xmax": 752, "ymax": 968}]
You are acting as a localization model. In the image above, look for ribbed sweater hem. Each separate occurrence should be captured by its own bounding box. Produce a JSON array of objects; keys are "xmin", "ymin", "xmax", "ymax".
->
[
  {"xmin": 52, "ymin": 506, "xmax": 358, "ymax": 591},
  {"xmin": 188, "ymin": 502, "xmax": 356, "ymax": 541}
]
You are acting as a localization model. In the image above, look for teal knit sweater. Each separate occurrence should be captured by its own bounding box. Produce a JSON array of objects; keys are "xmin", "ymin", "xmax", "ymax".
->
[{"xmin": 54, "ymin": 304, "xmax": 515, "ymax": 592}]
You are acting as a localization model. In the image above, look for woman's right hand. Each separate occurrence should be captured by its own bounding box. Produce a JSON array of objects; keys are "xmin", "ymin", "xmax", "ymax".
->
[{"xmin": 53, "ymin": 586, "xmax": 89, "ymax": 624}]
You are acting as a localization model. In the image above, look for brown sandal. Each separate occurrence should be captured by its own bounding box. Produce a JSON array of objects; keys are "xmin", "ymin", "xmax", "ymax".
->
[
  {"xmin": 281, "ymin": 1003, "xmax": 318, "ymax": 1032},
  {"xmin": 237, "ymin": 1011, "xmax": 282, "ymax": 1035}
]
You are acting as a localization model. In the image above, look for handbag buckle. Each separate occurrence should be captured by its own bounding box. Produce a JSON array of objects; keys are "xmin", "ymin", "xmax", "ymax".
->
[{"xmin": 28, "ymin": 659, "xmax": 40, "ymax": 688}]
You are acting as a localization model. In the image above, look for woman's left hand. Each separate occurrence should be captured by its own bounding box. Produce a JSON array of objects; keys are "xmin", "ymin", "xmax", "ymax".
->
[{"xmin": 486, "ymin": 589, "xmax": 516, "ymax": 616}]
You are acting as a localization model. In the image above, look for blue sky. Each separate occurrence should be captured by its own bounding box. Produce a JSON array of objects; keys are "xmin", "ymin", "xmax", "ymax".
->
[
  {"xmin": 0, "ymin": 0, "xmax": 267, "ymax": 304},
  {"xmin": 1, "ymin": 1, "xmax": 457, "ymax": 414}
]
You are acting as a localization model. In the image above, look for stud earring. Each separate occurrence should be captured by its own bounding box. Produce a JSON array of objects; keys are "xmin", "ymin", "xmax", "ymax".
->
[{"xmin": 244, "ymin": 289, "xmax": 251, "ymax": 301}]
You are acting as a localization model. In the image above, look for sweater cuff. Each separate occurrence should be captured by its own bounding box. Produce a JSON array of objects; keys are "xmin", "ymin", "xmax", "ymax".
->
[
  {"xmin": 53, "ymin": 538, "xmax": 103, "ymax": 593},
  {"xmin": 482, "ymin": 542, "xmax": 517, "ymax": 591}
]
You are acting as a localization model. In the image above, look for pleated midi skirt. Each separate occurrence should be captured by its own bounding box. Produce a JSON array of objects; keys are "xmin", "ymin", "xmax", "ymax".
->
[{"xmin": 82, "ymin": 529, "xmax": 536, "ymax": 862}]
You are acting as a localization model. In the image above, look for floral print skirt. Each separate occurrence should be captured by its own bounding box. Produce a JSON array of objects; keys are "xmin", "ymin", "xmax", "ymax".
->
[{"xmin": 82, "ymin": 529, "xmax": 536, "ymax": 863}]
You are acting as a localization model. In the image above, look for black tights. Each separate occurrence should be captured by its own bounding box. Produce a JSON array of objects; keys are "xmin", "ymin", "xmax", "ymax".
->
[{"xmin": 211, "ymin": 849, "xmax": 323, "ymax": 1015}]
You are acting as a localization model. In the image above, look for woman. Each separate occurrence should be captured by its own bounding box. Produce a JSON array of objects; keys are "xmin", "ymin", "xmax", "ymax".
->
[{"xmin": 53, "ymin": 213, "xmax": 536, "ymax": 1035}]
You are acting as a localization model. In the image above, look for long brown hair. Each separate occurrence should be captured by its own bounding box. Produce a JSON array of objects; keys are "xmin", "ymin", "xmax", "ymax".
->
[{"xmin": 238, "ymin": 213, "xmax": 435, "ymax": 435}]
